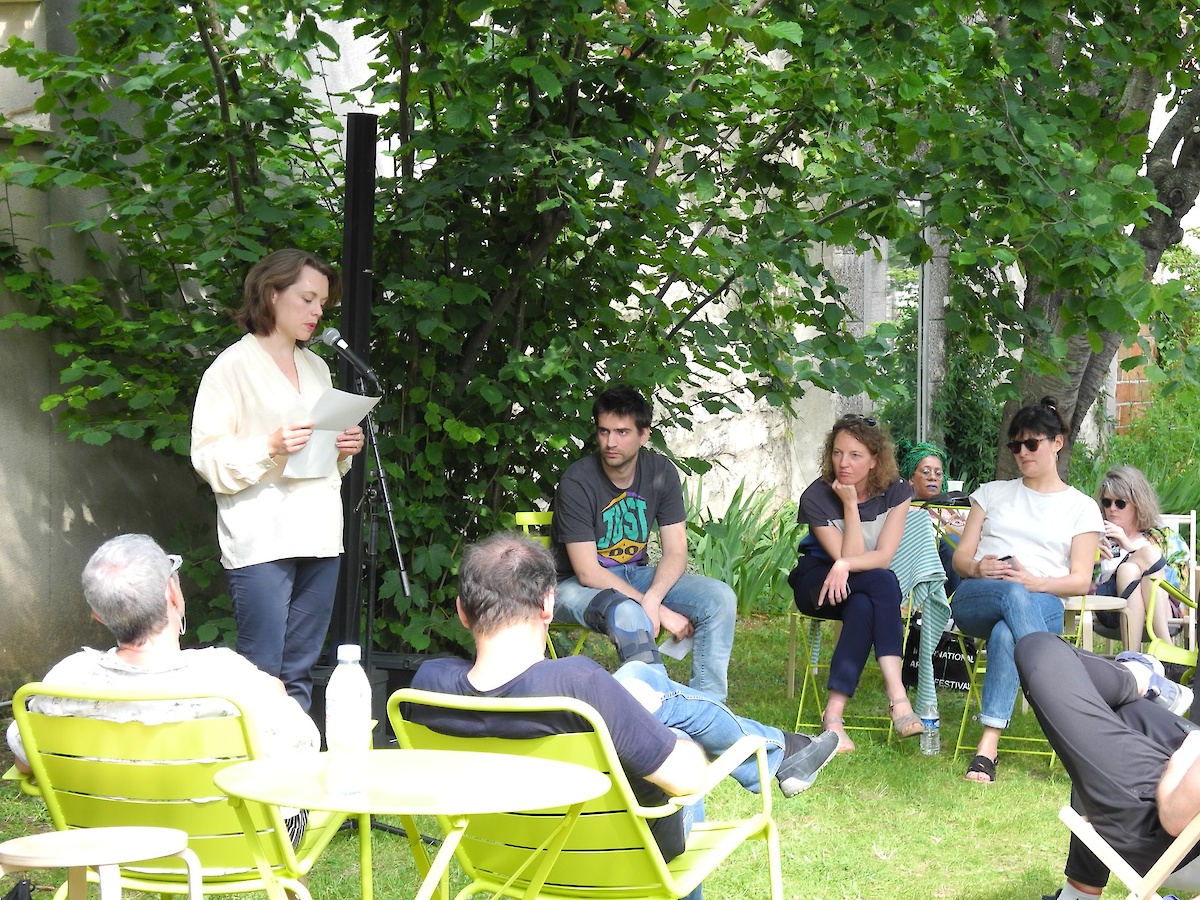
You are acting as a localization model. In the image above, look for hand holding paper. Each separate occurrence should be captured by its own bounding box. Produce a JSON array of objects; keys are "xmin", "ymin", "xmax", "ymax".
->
[{"xmin": 283, "ymin": 389, "xmax": 381, "ymax": 479}]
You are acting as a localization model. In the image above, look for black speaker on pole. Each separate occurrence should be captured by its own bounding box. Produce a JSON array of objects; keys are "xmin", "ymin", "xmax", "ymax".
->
[{"xmin": 330, "ymin": 112, "xmax": 378, "ymax": 659}]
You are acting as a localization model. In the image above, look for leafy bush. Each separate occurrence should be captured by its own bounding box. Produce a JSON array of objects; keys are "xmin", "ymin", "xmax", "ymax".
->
[
  {"xmin": 0, "ymin": 0, "xmax": 914, "ymax": 654},
  {"xmin": 686, "ymin": 480, "xmax": 807, "ymax": 616},
  {"xmin": 1074, "ymin": 384, "xmax": 1200, "ymax": 514}
]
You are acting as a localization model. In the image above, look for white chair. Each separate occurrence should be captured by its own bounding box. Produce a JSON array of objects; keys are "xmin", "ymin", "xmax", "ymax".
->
[
  {"xmin": 1059, "ymin": 805, "xmax": 1200, "ymax": 900},
  {"xmin": 1160, "ymin": 510, "xmax": 1197, "ymax": 652}
]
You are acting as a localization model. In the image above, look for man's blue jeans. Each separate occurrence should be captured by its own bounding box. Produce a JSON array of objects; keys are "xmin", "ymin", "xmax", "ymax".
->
[
  {"xmin": 951, "ymin": 578, "xmax": 1063, "ymax": 728},
  {"xmin": 554, "ymin": 565, "xmax": 737, "ymax": 700},
  {"xmin": 613, "ymin": 661, "xmax": 786, "ymax": 792}
]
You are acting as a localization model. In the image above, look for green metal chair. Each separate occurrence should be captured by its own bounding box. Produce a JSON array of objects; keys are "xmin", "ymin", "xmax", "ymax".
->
[
  {"xmin": 516, "ymin": 509, "xmax": 591, "ymax": 659},
  {"xmin": 1145, "ymin": 576, "xmax": 1198, "ymax": 683},
  {"xmin": 7, "ymin": 683, "xmax": 347, "ymax": 900},
  {"xmin": 388, "ymin": 688, "xmax": 783, "ymax": 900}
]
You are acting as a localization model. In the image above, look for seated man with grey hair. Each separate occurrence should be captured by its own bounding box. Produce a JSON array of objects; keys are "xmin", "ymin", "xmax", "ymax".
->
[
  {"xmin": 7, "ymin": 533, "xmax": 317, "ymax": 775},
  {"xmin": 406, "ymin": 532, "xmax": 839, "ymax": 881}
]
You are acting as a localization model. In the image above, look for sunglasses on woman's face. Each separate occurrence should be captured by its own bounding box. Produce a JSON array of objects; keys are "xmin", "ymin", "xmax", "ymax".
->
[
  {"xmin": 1101, "ymin": 497, "xmax": 1128, "ymax": 510},
  {"xmin": 1006, "ymin": 436, "xmax": 1048, "ymax": 454}
]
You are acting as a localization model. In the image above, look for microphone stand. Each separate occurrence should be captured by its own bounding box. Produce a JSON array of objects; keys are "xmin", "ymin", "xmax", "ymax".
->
[
  {"xmin": 356, "ymin": 371, "xmax": 410, "ymax": 683},
  {"xmin": 343, "ymin": 371, "xmax": 416, "ymax": 842}
]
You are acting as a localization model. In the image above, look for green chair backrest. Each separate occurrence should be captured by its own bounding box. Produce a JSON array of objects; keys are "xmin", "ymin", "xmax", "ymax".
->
[
  {"xmin": 12, "ymin": 683, "xmax": 344, "ymax": 897},
  {"xmin": 515, "ymin": 510, "xmax": 554, "ymax": 548},
  {"xmin": 388, "ymin": 687, "xmax": 780, "ymax": 900}
]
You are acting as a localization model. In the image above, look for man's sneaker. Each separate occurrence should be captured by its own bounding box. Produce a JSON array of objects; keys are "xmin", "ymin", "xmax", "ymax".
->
[
  {"xmin": 1116, "ymin": 649, "xmax": 1165, "ymax": 676},
  {"xmin": 776, "ymin": 730, "xmax": 839, "ymax": 798},
  {"xmin": 1118, "ymin": 650, "xmax": 1194, "ymax": 716}
]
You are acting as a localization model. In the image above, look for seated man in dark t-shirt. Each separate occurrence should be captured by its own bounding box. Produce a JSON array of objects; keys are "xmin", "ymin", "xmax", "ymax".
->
[
  {"xmin": 549, "ymin": 385, "xmax": 737, "ymax": 700},
  {"xmin": 407, "ymin": 533, "xmax": 839, "ymax": 874}
]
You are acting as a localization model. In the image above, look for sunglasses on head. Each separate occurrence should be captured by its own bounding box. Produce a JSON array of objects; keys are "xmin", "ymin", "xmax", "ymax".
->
[
  {"xmin": 1006, "ymin": 436, "xmax": 1048, "ymax": 454},
  {"xmin": 842, "ymin": 414, "xmax": 878, "ymax": 427},
  {"xmin": 1101, "ymin": 497, "xmax": 1128, "ymax": 510}
]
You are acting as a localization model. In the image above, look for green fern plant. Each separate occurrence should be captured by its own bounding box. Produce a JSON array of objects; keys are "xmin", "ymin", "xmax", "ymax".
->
[{"xmin": 685, "ymin": 479, "xmax": 807, "ymax": 616}]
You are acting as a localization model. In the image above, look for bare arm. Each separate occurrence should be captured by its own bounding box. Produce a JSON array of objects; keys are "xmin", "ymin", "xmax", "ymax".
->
[
  {"xmin": 643, "ymin": 737, "xmax": 709, "ymax": 797},
  {"xmin": 953, "ymin": 503, "xmax": 986, "ymax": 578},
  {"xmin": 1158, "ymin": 731, "xmax": 1200, "ymax": 835},
  {"xmin": 810, "ymin": 500, "xmax": 911, "ymax": 572},
  {"xmin": 640, "ymin": 523, "xmax": 692, "ymax": 640},
  {"xmin": 810, "ymin": 499, "xmax": 911, "ymax": 607}
]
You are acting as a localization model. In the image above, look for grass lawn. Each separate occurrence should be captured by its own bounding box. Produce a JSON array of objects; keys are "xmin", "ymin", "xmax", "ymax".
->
[{"xmin": 0, "ymin": 614, "xmax": 1084, "ymax": 899}]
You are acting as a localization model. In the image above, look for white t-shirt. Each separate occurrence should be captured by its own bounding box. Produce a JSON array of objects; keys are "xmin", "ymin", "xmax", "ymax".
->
[
  {"xmin": 970, "ymin": 478, "xmax": 1104, "ymax": 578},
  {"xmin": 6, "ymin": 646, "xmax": 319, "ymax": 765}
]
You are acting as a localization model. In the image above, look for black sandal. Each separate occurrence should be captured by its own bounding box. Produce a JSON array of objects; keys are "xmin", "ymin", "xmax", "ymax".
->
[{"xmin": 965, "ymin": 754, "xmax": 997, "ymax": 783}]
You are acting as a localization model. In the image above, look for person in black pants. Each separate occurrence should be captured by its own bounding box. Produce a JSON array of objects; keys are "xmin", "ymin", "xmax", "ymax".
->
[{"xmin": 1015, "ymin": 631, "xmax": 1200, "ymax": 900}]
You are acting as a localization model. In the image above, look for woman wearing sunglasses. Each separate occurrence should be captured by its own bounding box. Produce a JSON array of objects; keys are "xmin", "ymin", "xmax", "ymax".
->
[
  {"xmin": 950, "ymin": 397, "xmax": 1103, "ymax": 784},
  {"xmin": 1092, "ymin": 466, "xmax": 1190, "ymax": 648},
  {"xmin": 789, "ymin": 413, "xmax": 917, "ymax": 754}
]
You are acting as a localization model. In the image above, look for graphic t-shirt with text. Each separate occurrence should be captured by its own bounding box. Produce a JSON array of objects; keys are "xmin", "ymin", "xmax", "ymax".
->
[{"xmin": 551, "ymin": 451, "xmax": 686, "ymax": 577}]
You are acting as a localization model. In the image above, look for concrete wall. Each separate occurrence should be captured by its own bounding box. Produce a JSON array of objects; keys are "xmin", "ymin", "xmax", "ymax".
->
[{"xmin": 0, "ymin": 0, "xmax": 209, "ymax": 701}]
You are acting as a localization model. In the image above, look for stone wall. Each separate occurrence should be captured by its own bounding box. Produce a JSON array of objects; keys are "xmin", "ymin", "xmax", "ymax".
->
[{"xmin": 0, "ymin": 0, "xmax": 210, "ymax": 701}]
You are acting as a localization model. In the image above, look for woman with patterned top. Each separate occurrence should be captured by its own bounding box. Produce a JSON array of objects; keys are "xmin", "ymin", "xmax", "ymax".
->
[
  {"xmin": 898, "ymin": 439, "xmax": 965, "ymax": 595},
  {"xmin": 1093, "ymin": 466, "xmax": 1192, "ymax": 649}
]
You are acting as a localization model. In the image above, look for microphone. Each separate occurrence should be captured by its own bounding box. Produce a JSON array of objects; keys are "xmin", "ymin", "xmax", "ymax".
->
[{"xmin": 319, "ymin": 328, "xmax": 381, "ymax": 394}]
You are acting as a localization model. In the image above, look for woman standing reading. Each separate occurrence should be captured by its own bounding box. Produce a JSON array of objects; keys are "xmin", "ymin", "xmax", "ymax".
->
[
  {"xmin": 192, "ymin": 249, "xmax": 366, "ymax": 711},
  {"xmin": 789, "ymin": 414, "xmax": 919, "ymax": 754}
]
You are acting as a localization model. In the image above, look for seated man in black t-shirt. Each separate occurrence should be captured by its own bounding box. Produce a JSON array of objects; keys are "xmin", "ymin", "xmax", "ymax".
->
[{"xmin": 407, "ymin": 532, "xmax": 839, "ymax": 867}]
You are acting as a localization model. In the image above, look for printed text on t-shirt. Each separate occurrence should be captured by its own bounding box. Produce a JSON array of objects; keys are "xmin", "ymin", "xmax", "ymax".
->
[{"xmin": 598, "ymin": 492, "xmax": 650, "ymax": 566}]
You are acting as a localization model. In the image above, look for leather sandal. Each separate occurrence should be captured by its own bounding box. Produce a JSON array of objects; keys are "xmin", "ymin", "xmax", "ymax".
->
[
  {"xmin": 822, "ymin": 715, "xmax": 855, "ymax": 754},
  {"xmin": 965, "ymin": 754, "xmax": 997, "ymax": 783},
  {"xmin": 888, "ymin": 697, "xmax": 924, "ymax": 739}
]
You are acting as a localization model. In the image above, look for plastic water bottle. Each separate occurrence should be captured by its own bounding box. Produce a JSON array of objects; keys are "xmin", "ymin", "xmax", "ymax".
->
[
  {"xmin": 324, "ymin": 644, "xmax": 373, "ymax": 794},
  {"xmin": 919, "ymin": 701, "xmax": 940, "ymax": 756}
]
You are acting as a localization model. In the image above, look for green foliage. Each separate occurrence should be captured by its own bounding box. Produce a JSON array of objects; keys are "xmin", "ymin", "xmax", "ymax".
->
[
  {"xmin": 1076, "ymin": 234, "xmax": 1200, "ymax": 514},
  {"xmin": 879, "ymin": 302, "xmax": 1005, "ymax": 489},
  {"xmin": 2, "ymin": 0, "xmax": 1196, "ymax": 650},
  {"xmin": 686, "ymin": 480, "xmax": 806, "ymax": 616}
]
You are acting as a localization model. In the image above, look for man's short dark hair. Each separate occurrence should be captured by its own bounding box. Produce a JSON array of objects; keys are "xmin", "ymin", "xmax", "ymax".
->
[
  {"xmin": 592, "ymin": 385, "xmax": 653, "ymax": 432},
  {"xmin": 459, "ymin": 533, "xmax": 558, "ymax": 635}
]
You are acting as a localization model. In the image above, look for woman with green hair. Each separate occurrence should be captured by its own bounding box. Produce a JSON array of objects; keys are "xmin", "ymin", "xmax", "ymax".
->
[{"xmin": 897, "ymin": 439, "xmax": 963, "ymax": 594}]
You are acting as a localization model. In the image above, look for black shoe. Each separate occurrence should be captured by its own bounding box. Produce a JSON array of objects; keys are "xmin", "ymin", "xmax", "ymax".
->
[{"xmin": 776, "ymin": 730, "xmax": 839, "ymax": 798}]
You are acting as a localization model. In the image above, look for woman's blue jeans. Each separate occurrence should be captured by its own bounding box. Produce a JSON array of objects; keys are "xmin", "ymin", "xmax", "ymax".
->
[
  {"xmin": 951, "ymin": 578, "xmax": 1063, "ymax": 728},
  {"xmin": 226, "ymin": 556, "xmax": 340, "ymax": 712}
]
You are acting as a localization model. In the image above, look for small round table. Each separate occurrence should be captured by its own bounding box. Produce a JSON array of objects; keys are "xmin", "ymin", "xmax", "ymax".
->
[
  {"xmin": 215, "ymin": 749, "xmax": 610, "ymax": 900},
  {"xmin": 0, "ymin": 826, "xmax": 201, "ymax": 900}
]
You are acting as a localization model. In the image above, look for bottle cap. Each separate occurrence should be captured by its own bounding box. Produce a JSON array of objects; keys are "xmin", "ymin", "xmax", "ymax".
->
[{"xmin": 336, "ymin": 644, "xmax": 362, "ymax": 663}]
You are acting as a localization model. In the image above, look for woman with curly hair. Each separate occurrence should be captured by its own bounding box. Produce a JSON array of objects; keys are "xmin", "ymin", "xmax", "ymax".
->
[{"xmin": 788, "ymin": 414, "xmax": 916, "ymax": 753}]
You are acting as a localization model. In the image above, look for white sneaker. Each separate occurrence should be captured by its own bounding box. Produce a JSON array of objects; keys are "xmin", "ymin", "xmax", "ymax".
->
[{"xmin": 1119, "ymin": 651, "xmax": 1193, "ymax": 716}]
